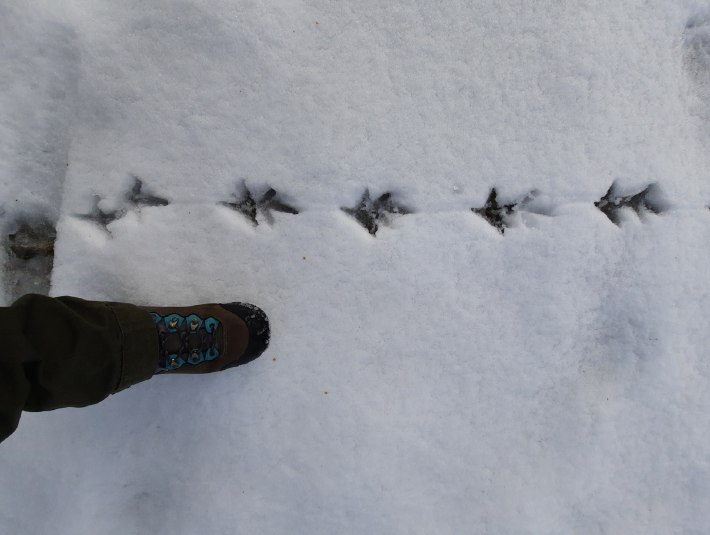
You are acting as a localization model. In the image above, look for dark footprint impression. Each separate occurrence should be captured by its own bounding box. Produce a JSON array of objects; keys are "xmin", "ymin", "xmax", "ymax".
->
[
  {"xmin": 220, "ymin": 182, "xmax": 299, "ymax": 226},
  {"xmin": 4, "ymin": 217, "xmax": 57, "ymax": 299},
  {"xmin": 341, "ymin": 189, "xmax": 411, "ymax": 236},
  {"xmin": 126, "ymin": 175, "xmax": 169, "ymax": 208},
  {"xmin": 75, "ymin": 176, "xmax": 170, "ymax": 233},
  {"xmin": 594, "ymin": 182, "xmax": 667, "ymax": 225},
  {"xmin": 75, "ymin": 195, "xmax": 127, "ymax": 233},
  {"xmin": 471, "ymin": 188, "xmax": 546, "ymax": 234}
]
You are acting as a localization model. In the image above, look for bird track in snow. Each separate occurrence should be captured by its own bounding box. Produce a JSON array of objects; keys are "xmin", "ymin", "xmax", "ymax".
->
[{"xmin": 61, "ymin": 175, "xmax": 698, "ymax": 238}]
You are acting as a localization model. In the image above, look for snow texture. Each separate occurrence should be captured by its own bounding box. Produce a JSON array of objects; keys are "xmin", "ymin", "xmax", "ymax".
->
[{"xmin": 1, "ymin": 1, "xmax": 710, "ymax": 533}]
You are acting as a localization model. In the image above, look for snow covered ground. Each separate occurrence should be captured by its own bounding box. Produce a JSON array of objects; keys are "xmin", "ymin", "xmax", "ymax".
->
[{"xmin": 2, "ymin": 0, "xmax": 710, "ymax": 533}]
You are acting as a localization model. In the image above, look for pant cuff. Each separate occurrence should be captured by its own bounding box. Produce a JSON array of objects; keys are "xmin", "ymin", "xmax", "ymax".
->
[{"xmin": 107, "ymin": 303, "xmax": 158, "ymax": 392}]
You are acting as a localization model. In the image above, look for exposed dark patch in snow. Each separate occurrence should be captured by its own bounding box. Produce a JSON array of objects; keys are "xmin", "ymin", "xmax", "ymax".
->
[
  {"xmin": 127, "ymin": 176, "xmax": 169, "ymax": 208},
  {"xmin": 341, "ymin": 189, "xmax": 411, "ymax": 236},
  {"xmin": 594, "ymin": 182, "xmax": 667, "ymax": 225},
  {"xmin": 75, "ymin": 195, "xmax": 127, "ymax": 233},
  {"xmin": 220, "ymin": 182, "xmax": 299, "ymax": 226},
  {"xmin": 4, "ymin": 217, "xmax": 56, "ymax": 299},
  {"xmin": 75, "ymin": 178, "xmax": 170, "ymax": 232},
  {"xmin": 471, "ymin": 188, "xmax": 548, "ymax": 234},
  {"xmin": 8, "ymin": 221, "xmax": 56, "ymax": 260},
  {"xmin": 471, "ymin": 188, "xmax": 516, "ymax": 234}
]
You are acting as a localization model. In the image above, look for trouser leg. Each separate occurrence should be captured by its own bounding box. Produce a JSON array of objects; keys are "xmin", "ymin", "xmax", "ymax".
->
[{"xmin": 0, "ymin": 294, "xmax": 158, "ymax": 443}]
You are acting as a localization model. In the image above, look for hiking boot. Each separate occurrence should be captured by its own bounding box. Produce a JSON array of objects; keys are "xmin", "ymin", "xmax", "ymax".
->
[{"xmin": 140, "ymin": 303, "xmax": 270, "ymax": 374}]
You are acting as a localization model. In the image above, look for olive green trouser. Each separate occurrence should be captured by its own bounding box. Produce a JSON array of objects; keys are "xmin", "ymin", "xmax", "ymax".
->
[{"xmin": 0, "ymin": 294, "xmax": 158, "ymax": 443}]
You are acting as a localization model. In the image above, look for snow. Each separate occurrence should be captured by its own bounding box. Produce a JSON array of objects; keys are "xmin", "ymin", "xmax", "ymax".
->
[{"xmin": 1, "ymin": 0, "xmax": 710, "ymax": 533}]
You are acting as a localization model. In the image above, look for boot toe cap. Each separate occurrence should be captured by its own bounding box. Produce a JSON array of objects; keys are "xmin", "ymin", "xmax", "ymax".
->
[{"xmin": 219, "ymin": 302, "xmax": 270, "ymax": 368}]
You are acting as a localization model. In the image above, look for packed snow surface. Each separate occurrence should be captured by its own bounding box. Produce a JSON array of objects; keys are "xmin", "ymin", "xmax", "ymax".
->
[{"xmin": 2, "ymin": 1, "xmax": 710, "ymax": 533}]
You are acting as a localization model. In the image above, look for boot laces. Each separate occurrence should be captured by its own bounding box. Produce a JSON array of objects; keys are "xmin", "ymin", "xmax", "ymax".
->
[{"xmin": 150, "ymin": 312, "xmax": 221, "ymax": 371}]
